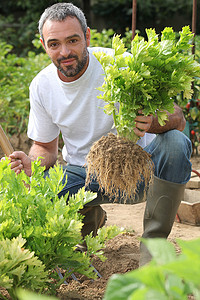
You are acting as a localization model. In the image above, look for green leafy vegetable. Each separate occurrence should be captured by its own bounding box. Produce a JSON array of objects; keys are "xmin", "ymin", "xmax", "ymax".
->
[
  {"xmin": 85, "ymin": 225, "xmax": 125, "ymax": 261},
  {"xmin": 0, "ymin": 158, "xmax": 122, "ymax": 284},
  {"xmin": 94, "ymin": 26, "xmax": 200, "ymax": 142},
  {"xmin": 0, "ymin": 235, "xmax": 48, "ymax": 300}
]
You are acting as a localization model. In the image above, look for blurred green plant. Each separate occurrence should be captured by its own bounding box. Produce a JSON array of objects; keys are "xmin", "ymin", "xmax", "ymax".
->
[
  {"xmin": 16, "ymin": 289, "xmax": 58, "ymax": 300},
  {"xmin": 90, "ymin": 27, "xmax": 137, "ymax": 51},
  {"xmin": 176, "ymin": 34, "xmax": 200, "ymax": 149},
  {"xmin": 90, "ymin": 28, "xmax": 114, "ymax": 48},
  {"xmin": 0, "ymin": 41, "xmax": 50, "ymax": 136},
  {"xmin": 0, "ymin": 0, "xmax": 74, "ymax": 56},
  {"xmin": 92, "ymin": 0, "xmax": 194, "ymax": 36},
  {"xmin": 104, "ymin": 238, "xmax": 200, "ymax": 300}
]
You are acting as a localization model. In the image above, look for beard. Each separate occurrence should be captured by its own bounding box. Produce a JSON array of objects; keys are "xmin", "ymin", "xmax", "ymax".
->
[{"xmin": 55, "ymin": 47, "xmax": 88, "ymax": 78}]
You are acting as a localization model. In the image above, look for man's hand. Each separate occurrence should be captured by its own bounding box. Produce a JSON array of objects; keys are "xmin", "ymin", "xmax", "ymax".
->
[
  {"xmin": 134, "ymin": 103, "xmax": 186, "ymax": 137},
  {"xmin": 134, "ymin": 110, "xmax": 153, "ymax": 137},
  {"xmin": 148, "ymin": 103, "xmax": 186, "ymax": 134},
  {"xmin": 9, "ymin": 151, "xmax": 32, "ymax": 177},
  {"xmin": 2, "ymin": 137, "xmax": 59, "ymax": 177}
]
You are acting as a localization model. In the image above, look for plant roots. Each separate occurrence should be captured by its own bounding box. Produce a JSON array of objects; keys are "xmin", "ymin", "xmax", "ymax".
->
[{"xmin": 86, "ymin": 133, "xmax": 154, "ymax": 202}]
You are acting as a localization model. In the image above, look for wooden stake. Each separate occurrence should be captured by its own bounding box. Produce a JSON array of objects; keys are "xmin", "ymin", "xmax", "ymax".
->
[
  {"xmin": 0, "ymin": 125, "xmax": 14, "ymax": 156},
  {"xmin": 192, "ymin": 0, "xmax": 197, "ymax": 55},
  {"xmin": 132, "ymin": 0, "xmax": 137, "ymax": 40}
]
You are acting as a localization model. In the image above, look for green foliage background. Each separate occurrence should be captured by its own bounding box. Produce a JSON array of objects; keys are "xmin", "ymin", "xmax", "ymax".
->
[
  {"xmin": 0, "ymin": 41, "xmax": 50, "ymax": 135},
  {"xmin": 0, "ymin": 0, "xmax": 83, "ymax": 56},
  {"xmin": 0, "ymin": 0, "xmax": 198, "ymax": 56},
  {"xmin": 92, "ymin": 0, "xmax": 194, "ymax": 35}
]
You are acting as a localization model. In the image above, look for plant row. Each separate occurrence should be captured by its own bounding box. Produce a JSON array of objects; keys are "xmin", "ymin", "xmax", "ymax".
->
[{"xmin": 0, "ymin": 158, "xmax": 122, "ymax": 299}]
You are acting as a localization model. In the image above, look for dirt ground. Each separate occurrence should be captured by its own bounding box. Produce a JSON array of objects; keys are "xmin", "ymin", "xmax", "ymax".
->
[{"xmin": 0, "ymin": 135, "xmax": 200, "ymax": 299}]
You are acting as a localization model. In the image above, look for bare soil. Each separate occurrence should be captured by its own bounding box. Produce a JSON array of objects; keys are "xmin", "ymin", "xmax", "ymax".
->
[{"xmin": 0, "ymin": 135, "xmax": 200, "ymax": 299}]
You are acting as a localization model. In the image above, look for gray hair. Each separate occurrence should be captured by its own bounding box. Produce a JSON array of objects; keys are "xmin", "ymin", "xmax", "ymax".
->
[{"xmin": 39, "ymin": 3, "xmax": 88, "ymax": 43}]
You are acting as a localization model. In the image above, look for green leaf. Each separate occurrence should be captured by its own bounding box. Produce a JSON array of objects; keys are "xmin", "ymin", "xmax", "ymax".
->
[
  {"xmin": 142, "ymin": 238, "xmax": 177, "ymax": 265},
  {"xmin": 85, "ymin": 226, "xmax": 124, "ymax": 260},
  {"xmin": 161, "ymin": 27, "xmax": 176, "ymax": 42},
  {"xmin": 177, "ymin": 238, "xmax": 200, "ymax": 259},
  {"xmin": 16, "ymin": 289, "xmax": 58, "ymax": 300},
  {"xmin": 156, "ymin": 111, "xmax": 169, "ymax": 126},
  {"xmin": 129, "ymin": 288, "xmax": 169, "ymax": 300},
  {"xmin": 112, "ymin": 35, "xmax": 127, "ymax": 55},
  {"xmin": 165, "ymin": 274, "xmax": 187, "ymax": 299},
  {"xmin": 104, "ymin": 273, "xmax": 142, "ymax": 300},
  {"xmin": 104, "ymin": 103, "xmax": 116, "ymax": 115},
  {"xmin": 190, "ymin": 107, "xmax": 199, "ymax": 120}
]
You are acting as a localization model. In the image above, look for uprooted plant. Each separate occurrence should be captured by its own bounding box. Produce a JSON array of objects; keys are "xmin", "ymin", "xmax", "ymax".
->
[{"xmin": 86, "ymin": 26, "xmax": 200, "ymax": 201}]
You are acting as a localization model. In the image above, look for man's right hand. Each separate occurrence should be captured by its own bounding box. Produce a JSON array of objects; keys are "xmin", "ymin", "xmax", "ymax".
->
[{"xmin": 9, "ymin": 151, "xmax": 32, "ymax": 177}]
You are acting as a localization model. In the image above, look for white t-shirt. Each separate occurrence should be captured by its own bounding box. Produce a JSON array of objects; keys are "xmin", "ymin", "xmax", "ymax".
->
[{"xmin": 28, "ymin": 47, "xmax": 155, "ymax": 166}]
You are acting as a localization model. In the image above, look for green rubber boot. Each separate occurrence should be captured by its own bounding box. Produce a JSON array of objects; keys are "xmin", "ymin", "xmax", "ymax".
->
[
  {"xmin": 76, "ymin": 205, "xmax": 107, "ymax": 252},
  {"xmin": 79, "ymin": 205, "xmax": 107, "ymax": 238},
  {"xmin": 139, "ymin": 176, "xmax": 185, "ymax": 267}
]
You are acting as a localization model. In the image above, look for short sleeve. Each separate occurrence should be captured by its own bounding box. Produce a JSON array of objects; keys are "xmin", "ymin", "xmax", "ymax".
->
[{"xmin": 27, "ymin": 78, "xmax": 60, "ymax": 142}]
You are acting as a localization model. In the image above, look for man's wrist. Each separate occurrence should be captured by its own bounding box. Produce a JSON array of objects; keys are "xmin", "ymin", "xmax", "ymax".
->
[{"xmin": 28, "ymin": 155, "xmax": 36, "ymax": 162}]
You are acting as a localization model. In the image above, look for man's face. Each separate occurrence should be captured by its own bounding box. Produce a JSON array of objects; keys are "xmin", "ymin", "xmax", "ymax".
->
[{"xmin": 41, "ymin": 17, "xmax": 90, "ymax": 82}]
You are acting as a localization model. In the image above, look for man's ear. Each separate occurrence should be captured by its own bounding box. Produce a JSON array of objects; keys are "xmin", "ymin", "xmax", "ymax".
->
[
  {"xmin": 86, "ymin": 27, "xmax": 90, "ymax": 47},
  {"xmin": 40, "ymin": 37, "xmax": 46, "ymax": 50}
]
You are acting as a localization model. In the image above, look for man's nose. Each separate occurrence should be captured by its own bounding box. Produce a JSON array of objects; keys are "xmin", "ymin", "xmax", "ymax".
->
[{"xmin": 60, "ymin": 44, "xmax": 71, "ymax": 56}]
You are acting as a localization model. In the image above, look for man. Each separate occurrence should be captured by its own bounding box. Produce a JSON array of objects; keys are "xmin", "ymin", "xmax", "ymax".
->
[{"xmin": 9, "ymin": 3, "xmax": 192, "ymax": 266}]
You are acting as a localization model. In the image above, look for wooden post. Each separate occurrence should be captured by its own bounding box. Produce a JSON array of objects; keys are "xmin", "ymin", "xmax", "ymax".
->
[
  {"xmin": 0, "ymin": 125, "xmax": 14, "ymax": 156},
  {"xmin": 192, "ymin": 0, "xmax": 197, "ymax": 55},
  {"xmin": 132, "ymin": 0, "xmax": 137, "ymax": 40}
]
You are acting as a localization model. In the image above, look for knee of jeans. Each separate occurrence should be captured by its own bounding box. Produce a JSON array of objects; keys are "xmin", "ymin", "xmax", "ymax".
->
[{"xmin": 158, "ymin": 130, "xmax": 192, "ymax": 159}]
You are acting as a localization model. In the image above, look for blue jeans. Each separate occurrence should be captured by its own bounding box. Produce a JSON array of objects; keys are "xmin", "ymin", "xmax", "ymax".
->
[{"xmin": 49, "ymin": 130, "xmax": 192, "ymax": 205}]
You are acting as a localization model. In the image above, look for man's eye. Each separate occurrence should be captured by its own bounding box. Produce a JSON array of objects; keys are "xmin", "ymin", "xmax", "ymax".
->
[
  {"xmin": 69, "ymin": 39, "xmax": 78, "ymax": 43},
  {"xmin": 49, "ymin": 43, "xmax": 59, "ymax": 48}
]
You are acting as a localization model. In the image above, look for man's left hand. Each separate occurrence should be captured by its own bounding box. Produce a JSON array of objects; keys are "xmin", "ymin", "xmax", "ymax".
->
[{"xmin": 134, "ymin": 110, "xmax": 153, "ymax": 137}]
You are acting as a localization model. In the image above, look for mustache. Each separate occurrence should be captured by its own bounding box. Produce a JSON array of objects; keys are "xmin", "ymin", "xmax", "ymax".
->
[{"xmin": 57, "ymin": 55, "xmax": 78, "ymax": 63}]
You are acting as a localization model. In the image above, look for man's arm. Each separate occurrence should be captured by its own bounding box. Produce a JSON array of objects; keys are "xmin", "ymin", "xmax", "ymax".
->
[
  {"xmin": 28, "ymin": 137, "xmax": 59, "ymax": 168},
  {"xmin": 9, "ymin": 136, "xmax": 59, "ymax": 176},
  {"xmin": 134, "ymin": 103, "xmax": 186, "ymax": 137}
]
